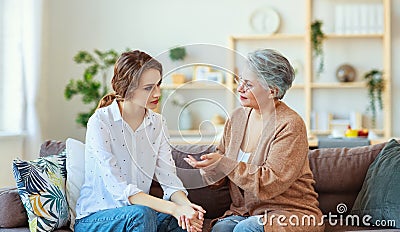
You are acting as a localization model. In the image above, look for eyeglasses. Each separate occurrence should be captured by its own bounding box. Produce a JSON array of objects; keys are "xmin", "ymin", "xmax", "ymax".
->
[{"xmin": 234, "ymin": 76, "xmax": 254, "ymax": 92}]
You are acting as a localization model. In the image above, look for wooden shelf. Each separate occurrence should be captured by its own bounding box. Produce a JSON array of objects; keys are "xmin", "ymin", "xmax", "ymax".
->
[
  {"xmin": 311, "ymin": 82, "xmax": 366, "ymax": 88},
  {"xmin": 325, "ymin": 34, "xmax": 384, "ymax": 39},
  {"xmin": 227, "ymin": 0, "xmax": 392, "ymax": 138},
  {"xmin": 162, "ymin": 82, "xmax": 227, "ymax": 90},
  {"xmin": 169, "ymin": 129, "xmax": 218, "ymax": 136},
  {"xmin": 292, "ymin": 84, "xmax": 305, "ymax": 89},
  {"xmin": 231, "ymin": 83, "xmax": 305, "ymax": 90},
  {"xmin": 230, "ymin": 34, "xmax": 304, "ymax": 41}
]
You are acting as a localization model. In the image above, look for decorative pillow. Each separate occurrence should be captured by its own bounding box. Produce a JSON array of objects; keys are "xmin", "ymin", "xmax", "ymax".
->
[
  {"xmin": 351, "ymin": 139, "xmax": 400, "ymax": 228},
  {"xmin": 12, "ymin": 151, "xmax": 69, "ymax": 232},
  {"xmin": 40, "ymin": 140, "xmax": 66, "ymax": 158},
  {"xmin": 65, "ymin": 138, "xmax": 85, "ymax": 231}
]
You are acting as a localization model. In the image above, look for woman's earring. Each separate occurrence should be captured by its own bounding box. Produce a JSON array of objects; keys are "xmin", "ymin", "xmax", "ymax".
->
[{"xmin": 269, "ymin": 90, "xmax": 275, "ymax": 99}]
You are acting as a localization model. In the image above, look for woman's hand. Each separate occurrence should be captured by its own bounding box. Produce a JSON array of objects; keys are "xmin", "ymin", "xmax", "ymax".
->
[
  {"xmin": 184, "ymin": 153, "xmax": 222, "ymax": 169},
  {"xmin": 189, "ymin": 203, "xmax": 206, "ymax": 220},
  {"xmin": 172, "ymin": 204, "xmax": 203, "ymax": 232},
  {"xmin": 170, "ymin": 191, "xmax": 206, "ymax": 231}
]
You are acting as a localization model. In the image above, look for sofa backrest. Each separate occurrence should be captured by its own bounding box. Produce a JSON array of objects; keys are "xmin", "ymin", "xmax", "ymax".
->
[
  {"xmin": 168, "ymin": 141, "xmax": 392, "ymax": 217},
  {"xmin": 37, "ymin": 140, "xmax": 390, "ymax": 218},
  {"xmin": 308, "ymin": 142, "xmax": 387, "ymax": 215}
]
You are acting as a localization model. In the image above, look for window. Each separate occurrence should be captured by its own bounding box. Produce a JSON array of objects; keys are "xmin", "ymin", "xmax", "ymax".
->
[{"xmin": 0, "ymin": 0, "xmax": 24, "ymax": 133}]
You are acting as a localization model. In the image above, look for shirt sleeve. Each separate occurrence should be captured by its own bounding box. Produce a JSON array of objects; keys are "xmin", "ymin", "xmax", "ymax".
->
[
  {"xmin": 154, "ymin": 117, "xmax": 188, "ymax": 200},
  {"xmin": 86, "ymin": 115, "xmax": 142, "ymax": 204}
]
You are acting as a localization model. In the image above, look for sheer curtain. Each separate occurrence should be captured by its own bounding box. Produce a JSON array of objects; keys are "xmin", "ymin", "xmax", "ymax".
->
[
  {"xmin": 21, "ymin": 0, "xmax": 43, "ymax": 159},
  {"xmin": 1, "ymin": 0, "xmax": 43, "ymax": 159}
]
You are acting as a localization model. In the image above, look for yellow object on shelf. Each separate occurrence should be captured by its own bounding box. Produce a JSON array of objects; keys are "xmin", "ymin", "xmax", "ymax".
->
[
  {"xmin": 172, "ymin": 73, "xmax": 186, "ymax": 84},
  {"xmin": 345, "ymin": 129, "xmax": 358, "ymax": 138}
]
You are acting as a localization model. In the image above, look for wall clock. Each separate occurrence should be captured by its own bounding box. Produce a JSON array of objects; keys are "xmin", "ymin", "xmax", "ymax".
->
[{"xmin": 250, "ymin": 7, "xmax": 280, "ymax": 34}]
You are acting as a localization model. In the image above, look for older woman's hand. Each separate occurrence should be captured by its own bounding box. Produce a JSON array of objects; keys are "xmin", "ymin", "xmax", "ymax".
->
[{"xmin": 184, "ymin": 153, "xmax": 222, "ymax": 169}]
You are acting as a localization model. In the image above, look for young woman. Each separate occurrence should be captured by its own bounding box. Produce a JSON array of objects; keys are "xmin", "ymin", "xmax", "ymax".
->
[
  {"xmin": 75, "ymin": 50, "xmax": 205, "ymax": 232},
  {"xmin": 185, "ymin": 49, "xmax": 324, "ymax": 232}
]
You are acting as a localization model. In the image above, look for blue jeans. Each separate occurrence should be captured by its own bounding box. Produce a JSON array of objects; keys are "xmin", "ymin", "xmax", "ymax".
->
[
  {"xmin": 74, "ymin": 205, "xmax": 186, "ymax": 232},
  {"xmin": 212, "ymin": 215, "xmax": 264, "ymax": 232}
]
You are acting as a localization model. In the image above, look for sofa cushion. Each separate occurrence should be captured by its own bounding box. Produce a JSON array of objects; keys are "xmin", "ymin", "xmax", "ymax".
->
[
  {"xmin": 12, "ymin": 151, "xmax": 69, "ymax": 232},
  {"xmin": 351, "ymin": 139, "xmax": 400, "ymax": 228},
  {"xmin": 170, "ymin": 144, "xmax": 231, "ymax": 219},
  {"xmin": 65, "ymin": 138, "xmax": 85, "ymax": 230},
  {"xmin": 0, "ymin": 187, "xmax": 28, "ymax": 228},
  {"xmin": 308, "ymin": 141, "xmax": 386, "ymax": 214}
]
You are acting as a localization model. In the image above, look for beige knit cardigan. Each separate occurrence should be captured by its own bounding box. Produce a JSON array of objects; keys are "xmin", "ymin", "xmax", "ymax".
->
[{"xmin": 202, "ymin": 102, "xmax": 322, "ymax": 219}]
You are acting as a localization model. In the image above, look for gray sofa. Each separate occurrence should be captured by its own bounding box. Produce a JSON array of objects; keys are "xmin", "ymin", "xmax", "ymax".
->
[{"xmin": 1, "ymin": 140, "xmax": 399, "ymax": 232}]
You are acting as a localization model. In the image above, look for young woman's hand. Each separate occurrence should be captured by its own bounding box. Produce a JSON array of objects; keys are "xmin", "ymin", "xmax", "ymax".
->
[
  {"xmin": 184, "ymin": 153, "xmax": 222, "ymax": 169},
  {"xmin": 189, "ymin": 203, "xmax": 206, "ymax": 220},
  {"xmin": 172, "ymin": 204, "xmax": 203, "ymax": 232}
]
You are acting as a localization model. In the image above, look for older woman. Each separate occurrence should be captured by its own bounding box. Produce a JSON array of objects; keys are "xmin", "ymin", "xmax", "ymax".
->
[{"xmin": 185, "ymin": 49, "xmax": 324, "ymax": 232}]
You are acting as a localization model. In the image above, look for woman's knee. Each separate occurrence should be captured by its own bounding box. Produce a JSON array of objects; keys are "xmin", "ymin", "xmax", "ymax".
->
[
  {"xmin": 124, "ymin": 205, "xmax": 158, "ymax": 231},
  {"xmin": 233, "ymin": 217, "xmax": 264, "ymax": 232},
  {"xmin": 74, "ymin": 205, "xmax": 158, "ymax": 231},
  {"xmin": 127, "ymin": 205, "xmax": 157, "ymax": 221},
  {"xmin": 212, "ymin": 218, "xmax": 237, "ymax": 232}
]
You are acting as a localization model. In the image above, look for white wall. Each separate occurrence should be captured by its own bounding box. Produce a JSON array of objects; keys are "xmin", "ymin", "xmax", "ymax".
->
[
  {"xmin": 0, "ymin": 135, "xmax": 23, "ymax": 187},
  {"xmin": 39, "ymin": 0, "xmax": 400, "ymax": 142},
  {"xmin": 1, "ymin": 0, "xmax": 399, "ymax": 187}
]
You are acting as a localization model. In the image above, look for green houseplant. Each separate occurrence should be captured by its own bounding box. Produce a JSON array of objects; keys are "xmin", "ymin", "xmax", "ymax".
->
[
  {"xmin": 169, "ymin": 46, "xmax": 187, "ymax": 61},
  {"xmin": 64, "ymin": 49, "xmax": 121, "ymax": 127},
  {"xmin": 311, "ymin": 20, "xmax": 325, "ymax": 78},
  {"xmin": 169, "ymin": 46, "xmax": 187, "ymax": 84},
  {"xmin": 364, "ymin": 69, "xmax": 384, "ymax": 127}
]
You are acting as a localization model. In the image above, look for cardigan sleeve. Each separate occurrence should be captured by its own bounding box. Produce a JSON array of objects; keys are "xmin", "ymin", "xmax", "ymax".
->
[
  {"xmin": 215, "ymin": 118, "xmax": 231, "ymax": 155},
  {"xmin": 215, "ymin": 118, "xmax": 309, "ymax": 200},
  {"xmin": 200, "ymin": 118, "xmax": 232, "ymax": 185}
]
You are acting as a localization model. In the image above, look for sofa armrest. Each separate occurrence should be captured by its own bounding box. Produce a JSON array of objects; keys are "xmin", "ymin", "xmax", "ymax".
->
[{"xmin": 0, "ymin": 187, "xmax": 28, "ymax": 228}]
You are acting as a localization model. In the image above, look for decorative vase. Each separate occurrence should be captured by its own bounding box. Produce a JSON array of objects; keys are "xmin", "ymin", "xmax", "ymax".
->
[
  {"xmin": 336, "ymin": 64, "xmax": 356, "ymax": 82},
  {"xmin": 178, "ymin": 108, "xmax": 192, "ymax": 130}
]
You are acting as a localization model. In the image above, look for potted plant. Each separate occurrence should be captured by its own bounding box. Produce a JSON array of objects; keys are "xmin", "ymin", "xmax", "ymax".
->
[
  {"xmin": 364, "ymin": 69, "xmax": 384, "ymax": 128},
  {"xmin": 169, "ymin": 46, "xmax": 187, "ymax": 84},
  {"xmin": 311, "ymin": 20, "xmax": 325, "ymax": 78},
  {"xmin": 64, "ymin": 49, "xmax": 121, "ymax": 127}
]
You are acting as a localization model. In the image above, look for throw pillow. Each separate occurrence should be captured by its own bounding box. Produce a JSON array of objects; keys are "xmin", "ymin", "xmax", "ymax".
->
[
  {"xmin": 351, "ymin": 139, "xmax": 400, "ymax": 228},
  {"xmin": 65, "ymin": 138, "xmax": 85, "ymax": 230},
  {"xmin": 12, "ymin": 151, "xmax": 69, "ymax": 232},
  {"xmin": 40, "ymin": 140, "xmax": 66, "ymax": 158}
]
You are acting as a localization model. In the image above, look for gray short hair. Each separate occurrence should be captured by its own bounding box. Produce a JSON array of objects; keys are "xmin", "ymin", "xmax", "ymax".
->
[{"xmin": 247, "ymin": 49, "xmax": 295, "ymax": 99}]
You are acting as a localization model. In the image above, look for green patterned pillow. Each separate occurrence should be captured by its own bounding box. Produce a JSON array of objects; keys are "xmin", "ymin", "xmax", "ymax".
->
[{"xmin": 12, "ymin": 151, "xmax": 69, "ymax": 232}]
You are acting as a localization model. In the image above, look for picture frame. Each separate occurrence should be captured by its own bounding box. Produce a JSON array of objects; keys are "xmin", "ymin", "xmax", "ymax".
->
[
  {"xmin": 193, "ymin": 65, "xmax": 211, "ymax": 81},
  {"xmin": 205, "ymin": 71, "xmax": 224, "ymax": 83}
]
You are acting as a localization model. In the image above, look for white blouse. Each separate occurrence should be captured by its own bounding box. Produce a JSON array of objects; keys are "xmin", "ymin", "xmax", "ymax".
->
[{"xmin": 76, "ymin": 100, "xmax": 187, "ymax": 219}]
